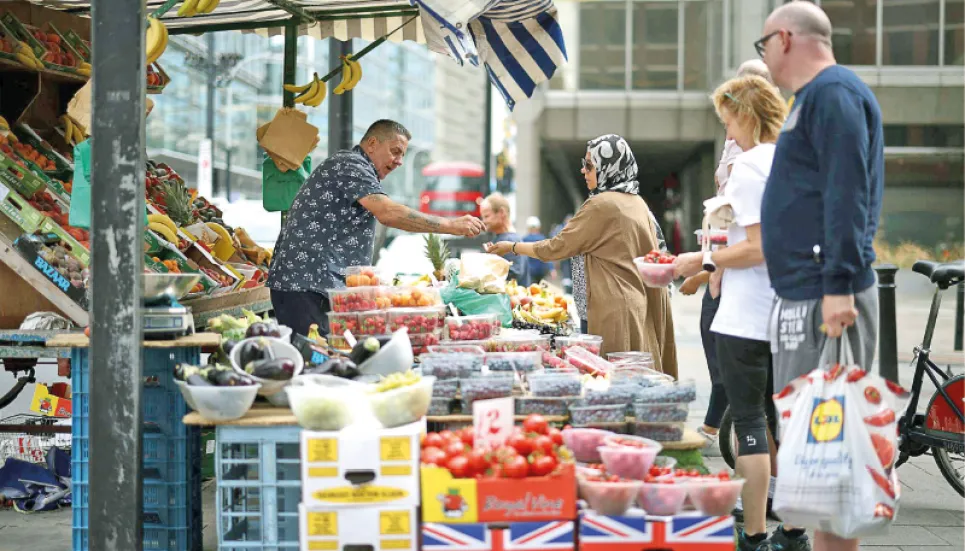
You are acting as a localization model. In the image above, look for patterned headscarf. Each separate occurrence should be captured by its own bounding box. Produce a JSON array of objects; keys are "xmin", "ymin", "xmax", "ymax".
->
[{"xmin": 586, "ymin": 134, "xmax": 640, "ymax": 196}]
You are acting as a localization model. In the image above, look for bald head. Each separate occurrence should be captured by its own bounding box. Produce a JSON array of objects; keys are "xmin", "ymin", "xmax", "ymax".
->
[
  {"xmin": 767, "ymin": 1, "xmax": 833, "ymax": 47},
  {"xmin": 737, "ymin": 59, "xmax": 772, "ymax": 83}
]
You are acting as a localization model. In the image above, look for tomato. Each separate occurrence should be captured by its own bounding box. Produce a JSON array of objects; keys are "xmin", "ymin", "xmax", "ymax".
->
[
  {"xmin": 424, "ymin": 433, "xmax": 444, "ymax": 450},
  {"xmin": 864, "ymin": 386, "xmax": 882, "ymax": 404},
  {"xmin": 507, "ymin": 433, "xmax": 535, "ymax": 457},
  {"xmin": 547, "ymin": 427, "xmax": 564, "ymax": 446},
  {"xmin": 717, "ymin": 471, "xmax": 730, "ymax": 481},
  {"xmin": 529, "ymin": 454, "xmax": 558, "ymax": 477},
  {"xmin": 687, "ymin": 469, "xmax": 700, "ymax": 477},
  {"xmin": 459, "ymin": 427, "xmax": 474, "ymax": 447},
  {"xmin": 446, "ymin": 455, "xmax": 472, "ymax": 478},
  {"xmin": 439, "ymin": 430, "xmax": 454, "ymax": 441},
  {"xmin": 870, "ymin": 433, "xmax": 895, "ymax": 469},
  {"xmin": 467, "ymin": 450, "xmax": 489, "ymax": 476},
  {"xmin": 864, "ymin": 409, "xmax": 896, "ymax": 427},
  {"xmin": 502, "ymin": 455, "xmax": 529, "ymax": 478},
  {"xmin": 523, "ymin": 414, "xmax": 549, "ymax": 436},
  {"xmin": 444, "ymin": 440, "xmax": 466, "ymax": 459},
  {"xmin": 422, "ymin": 446, "xmax": 448, "ymax": 467},
  {"xmin": 533, "ymin": 435, "xmax": 555, "ymax": 455}
]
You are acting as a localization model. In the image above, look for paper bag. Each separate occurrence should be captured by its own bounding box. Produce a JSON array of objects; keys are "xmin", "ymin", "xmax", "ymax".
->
[
  {"xmin": 258, "ymin": 108, "xmax": 318, "ymax": 170},
  {"xmin": 67, "ymin": 80, "xmax": 92, "ymax": 131}
]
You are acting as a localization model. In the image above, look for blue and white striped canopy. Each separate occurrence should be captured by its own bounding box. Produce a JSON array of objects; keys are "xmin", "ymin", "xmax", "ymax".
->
[{"xmin": 412, "ymin": 0, "xmax": 567, "ymax": 110}]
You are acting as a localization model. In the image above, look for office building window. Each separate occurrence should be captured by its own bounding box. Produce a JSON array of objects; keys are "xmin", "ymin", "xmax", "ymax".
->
[
  {"xmin": 683, "ymin": 1, "xmax": 712, "ymax": 90},
  {"xmin": 884, "ymin": 124, "xmax": 965, "ymax": 147},
  {"xmin": 946, "ymin": 0, "xmax": 964, "ymax": 65},
  {"xmin": 823, "ymin": 0, "xmax": 877, "ymax": 65},
  {"xmin": 631, "ymin": 1, "xmax": 678, "ymax": 90},
  {"xmin": 579, "ymin": 0, "xmax": 627, "ymax": 89},
  {"xmin": 883, "ymin": 0, "xmax": 940, "ymax": 65}
]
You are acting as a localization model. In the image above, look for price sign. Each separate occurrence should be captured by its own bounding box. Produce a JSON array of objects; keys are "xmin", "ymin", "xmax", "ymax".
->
[{"xmin": 473, "ymin": 397, "xmax": 514, "ymax": 451}]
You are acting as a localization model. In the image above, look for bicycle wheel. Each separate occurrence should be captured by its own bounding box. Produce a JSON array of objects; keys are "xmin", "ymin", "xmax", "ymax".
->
[
  {"xmin": 933, "ymin": 446, "xmax": 964, "ymax": 497},
  {"xmin": 719, "ymin": 407, "xmax": 737, "ymax": 469}
]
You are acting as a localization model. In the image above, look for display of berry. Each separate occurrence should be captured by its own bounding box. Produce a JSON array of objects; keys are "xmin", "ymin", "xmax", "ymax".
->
[
  {"xmin": 432, "ymin": 378, "xmax": 459, "ymax": 399},
  {"xmin": 486, "ymin": 352, "xmax": 542, "ymax": 373},
  {"xmin": 446, "ymin": 314, "xmax": 500, "ymax": 340},
  {"xmin": 565, "ymin": 346, "xmax": 614, "ymax": 376},
  {"xmin": 528, "ymin": 372, "xmax": 582, "ymax": 397},
  {"xmin": 490, "ymin": 336, "xmax": 550, "ymax": 353},
  {"xmin": 420, "ymin": 353, "xmax": 481, "ymax": 379},
  {"xmin": 570, "ymin": 403, "xmax": 627, "ymax": 425},
  {"xmin": 515, "ymin": 397, "xmax": 572, "ymax": 416},
  {"xmin": 410, "ymin": 331, "xmax": 442, "ymax": 355},
  {"xmin": 357, "ymin": 311, "xmax": 387, "ymax": 335},
  {"xmin": 584, "ymin": 384, "xmax": 640, "ymax": 406},
  {"xmin": 460, "ymin": 375, "xmax": 513, "ymax": 405},
  {"xmin": 511, "ymin": 318, "xmax": 571, "ymax": 336},
  {"xmin": 390, "ymin": 307, "xmax": 445, "ymax": 333},
  {"xmin": 329, "ymin": 287, "xmax": 380, "ymax": 312},
  {"xmin": 555, "ymin": 335, "xmax": 603, "ymax": 358},
  {"xmin": 428, "ymin": 396, "xmax": 453, "ymax": 416},
  {"xmin": 578, "ymin": 473, "xmax": 641, "ymax": 516},
  {"xmin": 430, "ymin": 342, "xmax": 490, "ymax": 355},
  {"xmin": 632, "ymin": 422, "xmax": 684, "ymax": 442},
  {"xmin": 389, "ymin": 286, "xmax": 441, "ymax": 307},
  {"xmin": 328, "ymin": 313, "xmax": 358, "ymax": 336},
  {"xmin": 611, "ymin": 368, "xmax": 672, "ymax": 388},
  {"xmin": 635, "ymin": 380, "xmax": 697, "ymax": 404},
  {"xmin": 632, "ymin": 402, "xmax": 689, "ymax": 422}
]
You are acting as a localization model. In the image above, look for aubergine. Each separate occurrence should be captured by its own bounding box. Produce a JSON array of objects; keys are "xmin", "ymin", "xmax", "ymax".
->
[
  {"xmin": 246, "ymin": 322, "xmax": 269, "ymax": 338},
  {"xmin": 245, "ymin": 358, "xmax": 294, "ymax": 381},
  {"xmin": 212, "ymin": 369, "xmax": 255, "ymax": 386},
  {"xmin": 221, "ymin": 339, "xmax": 239, "ymax": 357},
  {"xmin": 182, "ymin": 365, "xmax": 213, "ymax": 386},
  {"xmin": 348, "ymin": 337, "xmax": 381, "ymax": 365},
  {"xmin": 238, "ymin": 339, "xmax": 274, "ymax": 366},
  {"xmin": 331, "ymin": 358, "xmax": 359, "ymax": 379}
]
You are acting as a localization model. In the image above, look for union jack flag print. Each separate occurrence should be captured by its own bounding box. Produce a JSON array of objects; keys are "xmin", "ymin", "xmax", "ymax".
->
[
  {"xmin": 422, "ymin": 520, "xmax": 576, "ymax": 551},
  {"xmin": 579, "ymin": 512, "xmax": 735, "ymax": 551}
]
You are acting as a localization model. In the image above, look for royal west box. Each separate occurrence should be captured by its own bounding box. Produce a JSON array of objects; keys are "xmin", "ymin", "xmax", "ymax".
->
[
  {"xmin": 578, "ymin": 510, "xmax": 735, "ymax": 551},
  {"xmin": 421, "ymin": 463, "xmax": 577, "ymax": 524},
  {"xmin": 301, "ymin": 420, "xmax": 423, "ymax": 508},
  {"xmin": 299, "ymin": 504, "xmax": 417, "ymax": 551},
  {"xmin": 422, "ymin": 520, "xmax": 576, "ymax": 550}
]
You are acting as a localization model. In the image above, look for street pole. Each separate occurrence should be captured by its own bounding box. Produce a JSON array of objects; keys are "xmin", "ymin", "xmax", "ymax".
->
[
  {"xmin": 328, "ymin": 39, "xmax": 354, "ymax": 153},
  {"xmin": 955, "ymin": 282, "xmax": 963, "ymax": 351},
  {"xmin": 90, "ymin": 0, "xmax": 146, "ymax": 548},
  {"xmin": 206, "ymin": 33, "xmax": 217, "ymax": 195},
  {"xmin": 875, "ymin": 264, "xmax": 899, "ymax": 383}
]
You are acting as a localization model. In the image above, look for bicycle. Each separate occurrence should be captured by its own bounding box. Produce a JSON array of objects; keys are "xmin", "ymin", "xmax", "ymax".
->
[{"xmin": 717, "ymin": 259, "xmax": 965, "ymax": 496}]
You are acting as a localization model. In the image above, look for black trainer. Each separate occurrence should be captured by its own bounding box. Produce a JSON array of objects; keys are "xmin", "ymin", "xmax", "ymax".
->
[
  {"xmin": 767, "ymin": 525, "xmax": 812, "ymax": 551},
  {"xmin": 737, "ymin": 529, "xmax": 770, "ymax": 551}
]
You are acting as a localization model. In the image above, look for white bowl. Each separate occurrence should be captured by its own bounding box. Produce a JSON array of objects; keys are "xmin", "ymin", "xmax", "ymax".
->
[
  {"xmin": 633, "ymin": 258, "xmax": 676, "ymax": 287},
  {"xmin": 175, "ymin": 380, "xmax": 261, "ymax": 422},
  {"xmin": 358, "ymin": 327, "xmax": 414, "ymax": 377},
  {"xmin": 229, "ymin": 337, "xmax": 304, "ymax": 406},
  {"xmin": 285, "ymin": 374, "xmax": 370, "ymax": 430},
  {"xmin": 368, "ymin": 375, "xmax": 435, "ymax": 428},
  {"xmin": 277, "ymin": 325, "xmax": 293, "ymax": 343}
]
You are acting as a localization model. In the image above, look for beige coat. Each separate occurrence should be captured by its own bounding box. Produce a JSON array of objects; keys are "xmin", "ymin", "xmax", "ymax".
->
[{"xmin": 533, "ymin": 192, "xmax": 678, "ymax": 379}]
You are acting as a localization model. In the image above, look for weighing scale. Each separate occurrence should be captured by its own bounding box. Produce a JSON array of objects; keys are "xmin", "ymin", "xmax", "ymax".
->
[{"xmin": 142, "ymin": 274, "xmax": 200, "ymax": 340}]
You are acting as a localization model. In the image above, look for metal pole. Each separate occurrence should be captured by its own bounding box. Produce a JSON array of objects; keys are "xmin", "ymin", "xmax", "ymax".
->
[
  {"xmin": 225, "ymin": 148, "xmax": 233, "ymax": 201},
  {"xmin": 875, "ymin": 264, "xmax": 899, "ymax": 383},
  {"xmin": 328, "ymin": 39, "xmax": 354, "ymax": 153},
  {"xmin": 483, "ymin": 81, "xmax": 493, "ymax": 190},
  {"xmin": 955, "ymin": 281, "xmax": 963, "ymax": 351},
  {"xmin": 206, "ymin": 33, "xmax": 217, "ymax": 195},
  {"xmin": 90, "ymin": 0, "xmax": 146, "ymax": 549},
  {"xmin": 281, "ymin": 22, "xmax": 298, "ymax": 225}
]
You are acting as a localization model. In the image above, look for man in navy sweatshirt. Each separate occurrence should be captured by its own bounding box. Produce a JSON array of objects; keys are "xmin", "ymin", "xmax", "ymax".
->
[{"xmin": 759, "ymin": 2, "xmax": 883, "ymax": 551}]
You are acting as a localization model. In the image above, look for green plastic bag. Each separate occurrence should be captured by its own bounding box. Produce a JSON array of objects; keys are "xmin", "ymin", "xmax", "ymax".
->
[
  {"xmin": 262, "ymin": 154, "xmax": 311, "ymax": 212},
  {"xmin": 68, "ymin": 140, "xmax": 91, "ymax": 229},
  {"xmin": 440, "ymin": 283, "xmax": 513, "ymax": 327}
]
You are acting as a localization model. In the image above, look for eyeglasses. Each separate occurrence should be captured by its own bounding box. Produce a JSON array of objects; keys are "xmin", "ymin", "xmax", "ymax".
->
[
  {"xmin": 581, "ymin": 159, "xmax": 593, "ymax": 171},
  {"xmin": 753, "ymin": 29, "xmax": 789, "ymax": 57}
]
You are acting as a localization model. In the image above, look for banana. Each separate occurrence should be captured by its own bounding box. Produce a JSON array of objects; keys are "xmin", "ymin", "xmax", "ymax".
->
[
  {"xmin": 333, "ymin": 57, "xmax": 354, "ymax": 95},
  {"xmin": 61, "ymin": 115, "xmax": 75, "ymax": 145},
  {"xmin": 146, "ymin": 17, "xmax": 167, "ymax": 65},
  {"xmin": 177, "ymin": 0, "xmax": 200, "ymax": 17},
  {"xmin": 15, "ymin": 52, "xmax": 37, "ymax": 70},
  {"xmin": 148, "ymin": 222, "xmax": 177, "ymax": 244},
  {"xmin": 75, "ymin": 66, "xmax": 90, "ymax": 77},
  {"xmin": 293, "ymin": 73, "xmax": 321, "ymax": 105},
  {"xmin": 345, "ymin": 56, "xmax": 363, "ymax": 91},
  {"xmin": 149, "ymin": 213, "xmax": 178, "ymax": 234},
  {"xmin": 0, "ymin": 116, "xmax": 9, "ymax": 130},
  {"xmin": 197, "ymin": 0, "xmax": 220, "ymax": 14},
  {"xmin": 283, "ymin": 82, "xmax": 312, "ymax": 94},
  {"xmin": 71, "ymin": 122, "xmax": 84, "ymax": 144},
  {"xmin": 78, "ymin": 62, "xmax": 91, "ymax": 71},
  {"xmin": 303, "ymin": 74, "xmax": 326, "ymax": 107},
  {"xmin": 205, "ymin": 222, "xmax": 231, "ymax": 243}
]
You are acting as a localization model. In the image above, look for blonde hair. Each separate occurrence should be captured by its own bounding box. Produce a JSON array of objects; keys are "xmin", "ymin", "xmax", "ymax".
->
[
  {"xmin": 712, "ymin": 75, "xmax": 787, "ymax": 145},
  {"xmin": 483, "ymin": 192, "xmax": 511, "ymax": 216}
]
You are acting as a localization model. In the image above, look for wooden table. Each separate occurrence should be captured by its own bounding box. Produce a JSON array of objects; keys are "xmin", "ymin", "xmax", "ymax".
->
[
  {"xmin": 183, "ymin": 406, "xmax": 298, "ymax": 427},
  {"xmin": 47, "ymin": 331, "xmax": 221, "ymax": 349}
]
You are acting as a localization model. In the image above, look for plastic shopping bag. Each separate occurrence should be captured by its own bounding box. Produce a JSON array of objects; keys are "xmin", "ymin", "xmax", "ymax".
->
[
  {"xmin": 772, "ymin": 336, "xmax": 910, "ymax": 538},
  {"xmin": 457, "ymin": 252, "xmax": 511, "ymax": 294}
]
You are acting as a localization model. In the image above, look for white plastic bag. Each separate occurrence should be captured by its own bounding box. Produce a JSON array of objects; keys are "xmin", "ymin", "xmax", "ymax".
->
[
  {"xmin": 457, "ymin": 252, "xmax": 510, "ymax": 294},
  {"xmin": 772, "ymin": 335, "xmax": 910, "ymax": 538}
]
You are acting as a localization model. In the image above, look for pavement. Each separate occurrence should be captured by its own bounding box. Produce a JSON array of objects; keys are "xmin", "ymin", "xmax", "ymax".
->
[{"xmin": 1, "ymin": 277, "xmax": 962, "ymax": 550}]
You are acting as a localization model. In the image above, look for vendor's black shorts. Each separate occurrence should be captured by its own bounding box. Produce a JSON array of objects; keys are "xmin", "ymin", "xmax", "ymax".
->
[
  {"xmin": 270, "ymin": 289, "xmax": 330, "ymax": 338},
  {"xmin": 715, "ymin": 333, "xmax": 776, "ymax": 456}
]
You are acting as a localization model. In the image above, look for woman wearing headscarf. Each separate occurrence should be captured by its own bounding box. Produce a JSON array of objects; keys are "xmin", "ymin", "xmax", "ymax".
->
[{"xmin": 485, "ymin": 134, "xmax": 678, "ymax": 378}]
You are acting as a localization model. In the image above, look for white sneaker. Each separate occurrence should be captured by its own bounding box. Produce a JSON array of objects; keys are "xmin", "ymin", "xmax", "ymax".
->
[{"xmin": 697, "ymin": 426, "xmax": 722, "ymax": 456}]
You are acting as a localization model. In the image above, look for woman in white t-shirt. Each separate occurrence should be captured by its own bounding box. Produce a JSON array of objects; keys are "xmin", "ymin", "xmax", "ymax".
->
[{"xmin": 674, "ymin": 75, "xmax": 789, "ymax": 551}]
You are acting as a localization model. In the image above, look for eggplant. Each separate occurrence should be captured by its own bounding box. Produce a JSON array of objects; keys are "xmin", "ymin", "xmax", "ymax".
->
[
  {"xmin": 265, "ymin": 321, "xmax": 281, "ymax": 338},
  {"xmin": 173, "ymin": 363, "xmax": 187, "ymax": 381},
  {"xmin": 238, "ymin": 339, "xmax": 270, "ymax": 366},
  {"xmin": 183, "ymin": 365, "xmax": 212, "ymax": 386},
  {"xmin": 245, "ymin": 358, "xmax": 294, "ymax": 381},
  {"xmin": 212, "ymin": 369, "xmax": 255, "ymax": 386},
  {"xmin": 348, "ymin": 337, "xmax": 380, "ymax": 366},
  {"xmin": 332, "ymin": 358, "xmax": 359, "ymax": 379},
  {"xmin": 246, "ymin": 322, "xmax": 269, "ymax": 338},
  {"xmin": 221, "ymin": 339, "xmax": 239, "ymax": 357}
]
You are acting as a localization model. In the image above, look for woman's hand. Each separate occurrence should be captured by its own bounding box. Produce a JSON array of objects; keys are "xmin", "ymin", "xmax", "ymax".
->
[
  {"xmin": 709, "ymin": 268, "xmax": 723, "ymax": 299},
  {"xmin": 673, "ymin": 252, "xmax": 704, "ymax": 279},
  {"xmin": 484, "ymin": 241, "xmax": 513, "ymax": 256},
  {"xmin": 679, "ymin": 273, "xmax": 707, "ymax": 295}
]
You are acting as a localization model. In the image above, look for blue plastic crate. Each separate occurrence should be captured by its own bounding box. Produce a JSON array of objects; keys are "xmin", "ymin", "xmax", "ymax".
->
[
  {"xmin": 215, "ymin": 426, "xmax": 303, "ymax": 549},
  {"xmin": 143, "ymin": 481, "xmax": 189, "ymax": 510},
  {"xmin": 143, "ymin": 526, "xmax": 191, "ymax": 551}
]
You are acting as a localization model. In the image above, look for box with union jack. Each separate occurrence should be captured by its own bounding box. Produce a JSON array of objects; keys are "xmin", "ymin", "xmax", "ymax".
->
[
  {"xmin": 422, "ymin": 519, "xmax": 576, "ymax": 550},
  {"xmin": 578, "ymin": 510, "xmax": 735, "ymax": 551}
]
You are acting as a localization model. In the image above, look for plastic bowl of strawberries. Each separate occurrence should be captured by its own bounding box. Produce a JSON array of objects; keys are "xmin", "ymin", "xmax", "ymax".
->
[
  {"xmin": 578, "ymin": 471, "xmax": 643, "ymax": 516},
  {"xmin": 633, "ymin": 250, "xmax": 677, "ymax": 287}
]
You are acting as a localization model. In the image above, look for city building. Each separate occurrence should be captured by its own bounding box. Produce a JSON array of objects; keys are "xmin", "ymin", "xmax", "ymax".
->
[{"xmin": 513, "ymin": 0, "xmax": 964, "ymax": 251}]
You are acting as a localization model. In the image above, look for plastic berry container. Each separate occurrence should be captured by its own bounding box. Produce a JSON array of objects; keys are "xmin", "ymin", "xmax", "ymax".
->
[
  {"xmin": 485, "ymin": 351, "xmax": 542, "ymax": 373},
  {"xmin": 460, "ymin": 374, "xmax": 513, "ymax": 405},
  {"xmin": 578, "ymin": 477, "xmax": 642, "ymax": 516},
  {"xmin": 445, "ymin": 314, "xmax": 500, "ymax": 341},
  {"xmin": 328, "ymin": 287, "xmax": 380, "ymax": 313},
  {"xmin": 565, "ymin": 346, "xmax": 615, "ymax": 376},
  {"xmin": 528, "ymin": 372, "xmax": 582, "ymax": 397},
  {"xmin": 561, "ymin": 427, "xmax": 614, "ymax": 463},
  {"xmin": 327, "ymin": 312, "xmax": 358, "ymax": 337},
  {"xmin": 345, "ymin": 266, "xmax": 383, "ymax": 287},
  {"xmin": 410, "ymin": 331, "xmax": 442, "ymax": 355},
  {"xmin": 569, "ymin": 403, "xmax": 626, "ymax": 425},
  {"xmin": 389, "ymin": 307, "xmax": 446, "ymax": 334},
  {"xmin": 387, "ymin": 286, "xmax": 441, "ymax": 308},
  {"xmin": 555, "ymin": 335, "xmax": 603, "ymax": 358},
  {"xmin": 635, "ymin": 379, "xmax": 697, "ymax": 404},
  {"xmin": 427, "ymin": 343, "xmax": 487, "ymax": 357},
  {"xmin": 431, "ymin": 378, "xmax": 459, "ymax": 399},
  {"xmin": 638, "ymin": 479, "xmax": 691, "ymax": 516},
  {"xmin": 632, "ymin": 402, "xmax": 690, "ymax": 423},
  {"xmin": 420, "ymin": 352, "xmax": 482, "ymax": 379},
  {"xmin": 583, "ymin": 383, "xmax": 641, "ymax": 406},
  {"xmin": 598, "ymin": 441, "xmax": 660, "ymax": 480},
  {"xmin": 687, "ymin": 479, "xmax": 746, "ymax": 516},
  {"xmin": 515, "ymin": 397, "xmax": 572, "ymax": 417},
  {"xmin": 356, "ymin": 310, "xmax": 387, "ymax": 336},
  {"xmin": 428, "ymin": 396, "xmax": 453, "ymax": 416},
  {"xmin": 489, "ymin": 334, "xmax": 551, "ymax": 353},
  {"xmin": 632, "ymin": 422, "xmax": 685, "ymax": 442}
]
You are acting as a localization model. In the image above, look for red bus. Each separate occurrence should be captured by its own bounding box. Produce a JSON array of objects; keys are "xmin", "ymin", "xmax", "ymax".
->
[{"xmin": 419, "ymin": 161, "xmax": 487, "ymax": 218}]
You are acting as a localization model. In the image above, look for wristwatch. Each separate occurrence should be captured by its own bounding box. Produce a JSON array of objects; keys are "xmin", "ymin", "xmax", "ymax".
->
[{"xmin": 702, "ymin": 250, "xmax": 717, "ymax": 273}]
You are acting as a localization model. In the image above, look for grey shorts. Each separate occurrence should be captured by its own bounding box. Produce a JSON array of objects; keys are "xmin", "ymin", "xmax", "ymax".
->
[{"xmin": 769, "ymin": 284, "xmax": 878, "ymax": 390}]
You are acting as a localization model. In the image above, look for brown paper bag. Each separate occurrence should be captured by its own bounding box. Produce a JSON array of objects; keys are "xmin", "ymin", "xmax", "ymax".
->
[
  {"xmin": 258, "ymin": 108, "xmax": 318, "ymax": 169},
  {"xmin": 67, "ymin": 80, "xmax": 92, "ymax": 131}
]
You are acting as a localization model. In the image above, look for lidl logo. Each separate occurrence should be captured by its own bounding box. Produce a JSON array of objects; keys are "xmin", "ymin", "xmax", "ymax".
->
[{"xmin": 808, "ymin": 396, "xmax": 845, "ymax": 443}]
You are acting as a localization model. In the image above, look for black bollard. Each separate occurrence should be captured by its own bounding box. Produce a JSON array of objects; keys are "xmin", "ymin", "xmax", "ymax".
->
[
  {"xmin": 875, "ymin": 264, "xmax": 899, "ymax": 383},
  {"xmin": 955, "ymin": 281, "xmax": 964, "ymax": 352}
]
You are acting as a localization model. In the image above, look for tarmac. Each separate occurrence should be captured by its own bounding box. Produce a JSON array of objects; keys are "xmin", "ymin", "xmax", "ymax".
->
[{"xmin": 0, "ymin": 272, "xmax": 962, "ymax": 550}]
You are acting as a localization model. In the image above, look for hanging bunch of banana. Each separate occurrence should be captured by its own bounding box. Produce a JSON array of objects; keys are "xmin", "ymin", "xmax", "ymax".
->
[
  {"xmin": 333, "ymin": 55, "xmax": 363, "ymax": 95},
  {"xmin": 146, "ymin": 17, "xmax": 169, "ymax": 65},
  {"xmin": 177, "ymin": 0, "xmax": 220, "ymax": 17},
  {"xmin": 76, "ymin": 61, "xmax": 91, "ymax": 77},
  {"xmin": 60, "ymin": 114, "xmax": 88, "ymax": 147},
  {"xmin": 284, "ymin": 72, "xmax": 327, "ymax": 108},
  {"xmin": 14, "ymin": 41, "xmax": 43, "ymax": 71}
]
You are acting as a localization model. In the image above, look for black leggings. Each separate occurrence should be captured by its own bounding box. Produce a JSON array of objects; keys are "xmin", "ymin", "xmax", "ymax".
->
[
  {"xmin": 716, "ymin": 334, "xmax": 776, "ymax": 456},
  {"xmin": 270, "ymin": 289, "xmax": 331, "ymax": 337},
  {"xmin": 700, "ymin": 289, "xmax": 728, "ymax": 428}
]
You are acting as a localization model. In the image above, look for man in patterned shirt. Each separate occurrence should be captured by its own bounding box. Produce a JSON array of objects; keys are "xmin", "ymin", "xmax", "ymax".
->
[{"xmin": 267, "ymin": 119, "xmax": 485, "ymax": 336}]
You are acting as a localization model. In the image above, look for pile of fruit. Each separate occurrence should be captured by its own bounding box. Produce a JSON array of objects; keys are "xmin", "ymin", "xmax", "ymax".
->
[
  {"xmin": 29, "ymin": 28, "xmax": 78, "ymax": 69},
  {"xmin": 346, "ymin": 266, "xmax": 381, "ymax": 287},
  {"xmin": 175, "ymin": 362, "xmax": 256, "ymax": 387},
  {"xmin": 368, "ymin": 370, "xmax": 432, "ymax": 427},
  {"xmin": 420, "ymin": 415, "xmax": 571, "ymax": 479},
  {"xmin": 235, "ymin": 338, "xmax": 298, "ymax": 381},
  {"xmin": 506, "ymin": 281, "xmax": 571, "ymax": 334},
  {"xmin": 634, "ymin": 249, "xmax": 677, "ymax": 287},
  {"xmin": 34, "ymin": 240, "xmax": 87, "ymax": 289}
]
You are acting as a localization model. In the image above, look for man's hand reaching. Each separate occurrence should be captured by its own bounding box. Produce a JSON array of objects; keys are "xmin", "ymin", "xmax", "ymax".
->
[{"xmin": 447, "ymin": 215, "xmax": 485, "ymax": 238}]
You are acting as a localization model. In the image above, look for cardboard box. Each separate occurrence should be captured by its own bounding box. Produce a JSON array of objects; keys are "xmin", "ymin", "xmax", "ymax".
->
[
  {"xmin": 299, "ymin": 504, "xmax": 418, "ymax": 551},
  {"xmin": 577, "ymin": 510, "xmax": 735, "ymax": 551},
  {"xmin": 13, "ymin": 236, "xmax": 89, "ymax": 310},
  {"xmin": 301, "ymin": 420, "xmax": 423, "ymax": 508},
  {"xmin": 29, "ymin": 383, "xmax": 71, "ymax": 418},
  {"xmin": 422, "ymin": 520, "xmax": 576, "ymax": 550},
  {"xmin": 420, "ymin": 463, "xmax": 577, "ymax": 524},
  {"xmin": 0, "ymin": 184, "xmax": 45, "ymax": 232}
]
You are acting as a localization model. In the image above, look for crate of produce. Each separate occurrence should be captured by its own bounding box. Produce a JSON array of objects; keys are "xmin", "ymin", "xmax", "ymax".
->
[
  {"xmin": 0, "ymin": 148, "xmax": 48, "ymax": 197},
  {"xmin": 632, "ymin": 402, "xmax": 690, "ymax": 423},
  {"xmin": 328, "ymin": 286, "xmax": 390, "ymax": 312},
  {"xmin": 410, "ymin": 330, "xmax": 442, "ymax": 355},
  {"xmin": 485, "ymin": 351, "xmax": 542, "ymax": 373},
  {"xmin": 634, "ymin": 379, "xmax": 697, "ymax": 404},
  {"xmin": 40, "ymin": 218, "xmax": 89, "ymax": 266},
  {"xmin": 14, "ymin": 236, "xmax": 89, "ymax": 310},
  {"xmin": 554, "ymin": 334, "xmax": 603, "ymax": 357},
  {"xmin": 15, "ymin": 123, "xmax": 74, "ymax": 175},
  {"xmin": 63, "ymin": 28, "xmax": 90, "ymax": 61},
  {"xmin": 147, "ymin": 62, "xmax": 169, "ymax": 94},
  {"xmin": 389, "ymin": 306, "xmax": 445, "ymax": 334},
  {"xmin": 419, "ymin": 352, "xmax": 481, "ymax": 380},
  {"xmin": 631, "ymin": 421, "xmax": 685, "ymax": 442},
  {"xmin": 215, "ymin": 425, "xmax": 303, "ymax": 549},
  {"xmin": 445, "ymin": 313, "xmax": 500, "ymax": 341},
  {"xmin": 387, "ymin": 285, "xmax": 441, "ymax": 307},
  {"xmin": 1, "ymin": 14, "xmax": 82, "ymax": 73},
  {"xmin": 0, "ymin": 185, "xmax": 45, "ymax": 232},
  {"xmin": 356, "ymin": 310, "xmax": 387, "ymax": 335}
]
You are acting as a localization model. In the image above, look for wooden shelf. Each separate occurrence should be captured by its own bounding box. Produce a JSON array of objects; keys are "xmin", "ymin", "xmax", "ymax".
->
[
  {"xmin": 427, "ymin": 414, "xmax": 568, "ymax": 423},
  {"xmin": 183, "ymin": 405, "xmax": 297, "ymax": 427},
  {"xmin": 0, "ymin": 56, "xmax": 88, "ymax": 84},
  {"xmin": 47, "ymin": 331, "xmax": 221, "ymax": 349}
]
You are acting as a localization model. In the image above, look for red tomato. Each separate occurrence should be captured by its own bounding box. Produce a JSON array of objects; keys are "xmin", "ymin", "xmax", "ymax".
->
[
  {"xmin": 529, "ymin": 454, "xmax": 558, "ymax": 477},
  {"xmin": 502, "ymin": 455, "xmax": 529, "ymax": 478},
  {"xmin": 467, "ymin": 450, "xmax": 489, "ymax": 476},
  {"xmin": 424, "ymin": 433, "xmax": 444, "ymax": 449},
  {"xmin": 439, "ymin": 430, "xmax": 454, "ymax": 441},
  {"xmin": 422, "ymin": 446, "xmax": 448, "ymax": 466},
  {"xmin": 445, "ymin": 440, "xmax": 466, "ymax": 459},
  {"xmin": 507, "ymin": 433, "xmax": 534, "ymax": 457},
  {"xmin": 864, "ymin": 409, "xmax": 896, "ymax": 427},
  {"xmin": 523, "ymin": 414, "xmax": 549, "ymax": 436},
  {"xmin": 533, "ymin": 435, "xmax": 555, "ymax": 455},
  {"xmin": 447, "ymin": 455, "xmax": 471, "ymax": 478},
  {"xmin": 547, "ymin": 427, "xmax": 564, "ymax": 446},
  {"xmin": 459, "ymin": 427, "xmax": 474, "ymax": 447}
]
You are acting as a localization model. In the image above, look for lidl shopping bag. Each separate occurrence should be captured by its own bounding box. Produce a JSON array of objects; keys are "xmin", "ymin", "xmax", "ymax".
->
[{"xmin": 772, "ymin": 336, "xmax": 910, "ymax": 538}]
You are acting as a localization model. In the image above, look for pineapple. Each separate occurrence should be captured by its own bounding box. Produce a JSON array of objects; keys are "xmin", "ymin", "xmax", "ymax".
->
[
  {"xmin": 163, "ymin": 181, "xmax": 195, "ymax": 227},
  {"xmin": 424, "ymin": 233, "xmax": 450, "ymax": 282}
]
